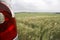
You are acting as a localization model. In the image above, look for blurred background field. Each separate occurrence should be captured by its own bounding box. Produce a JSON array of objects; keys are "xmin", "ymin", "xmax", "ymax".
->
[{"xmin": 15, "ymin": 12, "xmax": 60, "ymax": 40}]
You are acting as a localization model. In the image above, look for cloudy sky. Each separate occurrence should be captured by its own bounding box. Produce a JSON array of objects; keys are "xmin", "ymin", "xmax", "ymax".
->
[{"xmin": 11, "ymin": 0, "xmax": 60, "ymax": 12}]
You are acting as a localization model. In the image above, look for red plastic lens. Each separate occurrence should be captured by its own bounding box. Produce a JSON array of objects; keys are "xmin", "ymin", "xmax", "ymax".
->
[{"xmin": 0, "ymin": 2, "xmax": 17, "ymax": 40}]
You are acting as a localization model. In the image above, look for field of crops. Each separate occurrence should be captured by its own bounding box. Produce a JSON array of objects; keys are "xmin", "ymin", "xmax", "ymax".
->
[{"xmin": 15, "ymin": 12, "xmax": 60, "ymax": 40}]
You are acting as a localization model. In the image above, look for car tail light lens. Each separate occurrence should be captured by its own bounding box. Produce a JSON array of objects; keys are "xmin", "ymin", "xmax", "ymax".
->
[{"xmin": 0, "ymin": 2, "xmax": 17, "ymax": 40}]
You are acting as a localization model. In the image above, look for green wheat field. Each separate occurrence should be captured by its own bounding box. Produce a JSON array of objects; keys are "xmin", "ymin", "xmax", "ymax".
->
[{"xmin": 15, "ymin": 12, "xmax": 60, "ymax": 40}]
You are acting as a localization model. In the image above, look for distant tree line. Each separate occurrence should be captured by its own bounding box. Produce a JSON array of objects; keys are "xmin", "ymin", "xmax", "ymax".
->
[{"xmin": 56, "ymin": 12, "xmax": 60, "ymax": 14}]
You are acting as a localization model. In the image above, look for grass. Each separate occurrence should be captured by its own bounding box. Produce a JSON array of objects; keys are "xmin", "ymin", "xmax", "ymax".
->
[{"xmin": 15, "ymin": 12, "xmax": 60, "ymax": 40}]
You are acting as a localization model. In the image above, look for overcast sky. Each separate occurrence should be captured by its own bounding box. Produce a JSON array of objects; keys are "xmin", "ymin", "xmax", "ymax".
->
[{"xmin": 11, "ymin": 0, "xmax": 60, "ymax": 12}]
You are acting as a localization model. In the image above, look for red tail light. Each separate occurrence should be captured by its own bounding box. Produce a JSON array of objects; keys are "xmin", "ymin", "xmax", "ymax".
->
[{"xmin": 0, "ymin": 2, "xmax": 17, "ymax": 40}]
